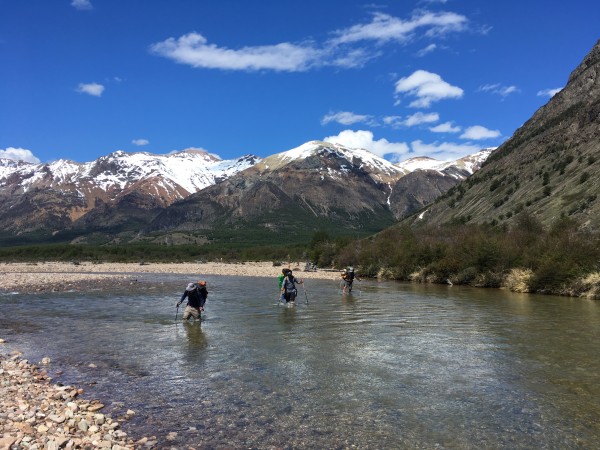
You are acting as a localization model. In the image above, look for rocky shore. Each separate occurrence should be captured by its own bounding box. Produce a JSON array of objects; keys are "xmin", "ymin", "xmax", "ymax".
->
[
  {"xmin": 0, "ymin": 344, "xmax": 142, "ymax": 450},
  {"xmin": 0, "ymin": 261, "xmax": 340, "ymax": 294}
]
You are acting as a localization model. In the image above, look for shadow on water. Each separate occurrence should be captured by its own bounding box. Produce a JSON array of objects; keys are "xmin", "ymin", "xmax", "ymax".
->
[{"xmin": 1, "ymin": 275, "xmax": 600, "ymax": 448}]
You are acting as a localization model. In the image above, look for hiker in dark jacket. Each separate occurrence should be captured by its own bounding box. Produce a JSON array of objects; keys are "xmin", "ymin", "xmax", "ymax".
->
[
  {"xmin": 341, "ymin": 267, "xmax": 361, "ymax": 294},
  {"xmin": 281, "ymin": 271, "xmax": 303, "ymax": 304},
  {"xmin": 177, "ymin": 281, "xmax": 208, "ymax": 322}
]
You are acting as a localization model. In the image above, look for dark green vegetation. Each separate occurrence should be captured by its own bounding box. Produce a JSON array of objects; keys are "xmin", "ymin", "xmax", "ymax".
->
[
  {"xmin": 0, "ymin": 221, "xmax": 373, "ymax": 264},
  {"xmin": 314, "ymin": 212, "xmax": 600, "ymax": 297}
]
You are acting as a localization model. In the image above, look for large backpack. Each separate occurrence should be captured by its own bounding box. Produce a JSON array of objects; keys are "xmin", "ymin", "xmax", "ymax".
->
[{"xmin": 283, "ymin": 275, "xmax": 297, "ymax": 293}]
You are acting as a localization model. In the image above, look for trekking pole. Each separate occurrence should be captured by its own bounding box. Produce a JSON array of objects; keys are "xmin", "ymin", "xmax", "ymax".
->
[
  {"xmin": 302, "ymin": 283, "xmax": 309, "ymax": 305},
  {"xmin": 175, "ymin": 304, "xmax": 179, "ymax": 322}
]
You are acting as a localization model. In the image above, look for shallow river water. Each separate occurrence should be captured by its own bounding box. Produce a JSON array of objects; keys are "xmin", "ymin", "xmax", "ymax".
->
[{"xmin": 2, "ymin": 274, "xmax": 600, "ymax": 449}]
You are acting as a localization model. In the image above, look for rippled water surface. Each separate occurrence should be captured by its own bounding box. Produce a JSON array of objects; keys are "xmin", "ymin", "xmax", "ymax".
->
[{"xmin": 2, "ymin": 274, "xmax": 600, "ymax": 448}]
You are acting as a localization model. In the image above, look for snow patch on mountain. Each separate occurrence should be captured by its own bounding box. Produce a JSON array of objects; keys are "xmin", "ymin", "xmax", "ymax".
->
[
  {"xmin": 266, "ymin": 140, "xmax": 406, "ymax": 178},
  {"xmin": 396, "ymin": 148, "xmax": 494, "ymax": 175},
  {"xmin": 0, "ymin": 150, "xmax": 260, "ymax": 195}
]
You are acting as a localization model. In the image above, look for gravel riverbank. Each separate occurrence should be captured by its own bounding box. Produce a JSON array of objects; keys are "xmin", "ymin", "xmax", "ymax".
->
[
  {"xmin": 0, "ymin": 343, "xmax": 143, "ymax": 450},
  {"xmin": 0, "ymin": 261, "xmax": 339, "ymax": 294}
]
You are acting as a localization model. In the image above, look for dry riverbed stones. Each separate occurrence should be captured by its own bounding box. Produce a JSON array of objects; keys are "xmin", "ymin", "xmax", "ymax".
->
[{"xmin": 0, "ymin": 349, "xmax": 138, "ymax": 449}]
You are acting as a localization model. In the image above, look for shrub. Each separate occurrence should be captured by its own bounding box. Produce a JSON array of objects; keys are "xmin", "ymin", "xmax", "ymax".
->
[
  {"xmin": 451, "ymin": 266, "xmax": 478, "ymax": 285},
  {"xmin": 504, "ymin": 268, "xmax": 534, "ymax": 293}
]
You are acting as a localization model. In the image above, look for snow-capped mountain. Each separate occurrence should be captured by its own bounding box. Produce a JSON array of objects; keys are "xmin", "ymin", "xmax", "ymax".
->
[
  {"xmin": 0, "ymin": 141, "xmax": 491, "ymax": 243},
  {"xmin": 1, "ymin": 149, "xmax": 259, "ymax": 201},
  {"xmin": 147, "ymin": 141, "xmax": 493, "ymax": 237},
  {"xmin": 0, "ymin": 149, "xmax": 259, "ymax": 235},
  {"xmin": 257, "ymin": 141, "xmax": 406, "ymax": 183},
  {"xmin": 396, "ymin": 148, "xmax": 494, "ymax": 177}
]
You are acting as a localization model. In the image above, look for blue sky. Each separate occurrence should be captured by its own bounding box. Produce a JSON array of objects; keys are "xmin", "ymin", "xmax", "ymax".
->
[{"xmin": 1, "ymin": 0, "xmax": 598, "ymax": 165}]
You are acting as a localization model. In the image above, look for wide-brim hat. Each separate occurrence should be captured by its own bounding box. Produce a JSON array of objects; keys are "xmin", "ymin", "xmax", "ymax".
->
[{"xmin": 186, "ymin": 282, "xmax": 197, "ymax": 291}]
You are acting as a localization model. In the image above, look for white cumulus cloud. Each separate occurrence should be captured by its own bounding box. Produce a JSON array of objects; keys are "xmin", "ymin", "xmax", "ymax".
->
[
  {"xmin": 76, "ymin": 82, "xmax": 104, "ymax": 97},
  {"xmin": 460, "ymin": 125, "xmax": 501, "ymax": 140},
  {"xmin": 323, "ymin": 129, "xmax": 409, "ymax": 160},
  {"xmin": 537, "ymin": 87, "xmax": 562, "ymax": 98},
  {"xmin": 0, "ymin": 147, "xmax": 41, "ymax": 163},
  {"xmin": 430, "ymin": 121, "xmax": 461, "ymax": 133},
  {"xmin": 395, "ymin": 70, "xmax": 463, "ymax": 108},
  {"xmin": 71, "ymin": 0, "xmax": 93, "ymax": 10},
  {"xmin": 132, "ymin": 139, "xmax": 150, "ymax": 146}
]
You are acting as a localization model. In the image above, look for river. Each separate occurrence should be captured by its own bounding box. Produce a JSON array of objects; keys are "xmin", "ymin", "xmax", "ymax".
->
[{"xmin": 1, "ymin": 274, "xmax": 599, "ymax": 448}]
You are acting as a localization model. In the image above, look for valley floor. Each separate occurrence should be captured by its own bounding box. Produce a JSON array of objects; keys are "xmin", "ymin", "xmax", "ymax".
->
[{"xmin": 0, "ymin": 261, "xmax": 340, "ymax": 293}]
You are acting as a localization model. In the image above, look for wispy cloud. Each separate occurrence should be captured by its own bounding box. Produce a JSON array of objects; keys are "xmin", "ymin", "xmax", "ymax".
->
[
  {"xmin": 71, "ymin": 0, "xmax": 93, "ymax": 11},
  {"xmin": 329, "ymin": 11, "xmax": 467, "ymax": 45},
  {"xmin": 76, "ymin": 82, "xmax": 104, "ymax": 97},
  {"xmin": 384, "ymin": 112, "xmax": 439, "ymax": 128},
  {"xmin": 395, "ymin": 70, "xmax": 463, "ymax": 108},
  {"xmin": 411, "ymin": 140, "xmax": 482, "ymax": 159},
  {"xmin": 151, "ymin": 9, "xmax": 469, "ymax": 72},
  {"xmin": 150, "ymin": 33, "xmax": 323, "ymax": 72},
  {"xmin": 416, "ymin": 43, "xmax": 437, "ymax": 57},
  {"xmin": 0, "ymin": 147, "xmax": 41, "ymax": 163},
  {"xmin": 324, "ymin": 129, "xmax": 409, "ymax": 159},
  {"xmin": 537, "ymin": 87, "xmax": 562, "ymax": 98},
  {"xmin": 460, "ymin": 125, "xmax": 500, "ymax": 140},
  {"xmin": 132, "ymin": 139, "xmax": 150, "ymax": 146},
  {"xmin": 321, "ymin": 111, "xmax": 376, "ymax": 126},
  {"xmin": 429, "ymin": 121, "xmax": 461, "ymax": 133},
  {"xmin": 478, "ymin": 83, "xmax": 519, "ymax": 97},
  {"xmin": 403, "ymin": 111, "xmax": 439, "ymax": 126}
]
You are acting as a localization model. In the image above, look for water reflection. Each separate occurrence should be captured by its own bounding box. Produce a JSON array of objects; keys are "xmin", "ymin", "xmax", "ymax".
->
[
  {"xmin": 1, "ymin": 276, "xmax": 599, "ymax": 448},
  {"xmin": 180, "ymin": 321, "xmax": 207, "ymax": 349}
]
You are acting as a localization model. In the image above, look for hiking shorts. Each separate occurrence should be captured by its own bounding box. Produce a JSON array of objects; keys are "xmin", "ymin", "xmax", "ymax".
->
[{"xmin": 182, "ymin": 305, "xmax": 201, "ymax": 321}]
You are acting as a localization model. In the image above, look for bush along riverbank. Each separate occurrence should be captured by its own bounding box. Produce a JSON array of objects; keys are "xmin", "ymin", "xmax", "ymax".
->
[
  {"xmin": 0, "ymin": 342, "xmax": 147, "ymax": 449},
  {"xmin": 322, "ymin": 215, "xmax": 600, "ymax": 299}
]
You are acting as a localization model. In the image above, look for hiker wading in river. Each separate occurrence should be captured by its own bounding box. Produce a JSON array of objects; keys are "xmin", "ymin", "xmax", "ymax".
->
[
  {"xmin": 281, "ymin": 270, "xmax": 304, "ymax": 304},
  {"xmin": 177, "ymin": 281, "xmax": 208, "ymax": 322}
]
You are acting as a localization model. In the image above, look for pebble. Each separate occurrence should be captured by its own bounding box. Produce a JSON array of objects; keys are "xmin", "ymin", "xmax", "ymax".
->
[{"xmin": 0, "ymin": 348, "xmax": 144, "ymax": 449}]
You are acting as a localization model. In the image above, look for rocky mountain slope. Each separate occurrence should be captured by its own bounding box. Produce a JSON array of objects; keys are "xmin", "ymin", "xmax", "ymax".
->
[
  {"xmin": 411, "ymin": 39, "xmax": 600, "ymax": 230},
  {"xmin": 0, "ymin": 149, "xmax": 258, "ymax": 238},
  {"xmin": 0, "ymin": 141, "xmax": 490, "ymax": 245},
  {"xmin": 145, "ymin": 141, "xmax": 490, "ymax": 242}
]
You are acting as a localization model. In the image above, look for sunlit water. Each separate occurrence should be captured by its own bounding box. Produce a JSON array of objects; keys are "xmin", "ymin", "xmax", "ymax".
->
[{"xmin": 1, "ymin": 274, "xmax": 600, "ymax": 449}]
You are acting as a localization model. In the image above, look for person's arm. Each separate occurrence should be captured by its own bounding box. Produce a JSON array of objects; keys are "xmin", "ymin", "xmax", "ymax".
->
[
  {"xmin": 177, "ymin": 291, "xmax": 187, "ymax": 307},
  {"xmin": 199, "ymin": 287, "xmax": 208, "ymax": 309}
]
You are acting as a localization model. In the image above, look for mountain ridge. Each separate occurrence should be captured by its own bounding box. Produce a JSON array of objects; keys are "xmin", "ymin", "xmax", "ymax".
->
[
  {"xmin": 410, "ymin": 39, "xmax": 600, "ymax": 230},
  {"xmin": 0, "ymin": 142, "xmax": 491, "ymax": 244}
]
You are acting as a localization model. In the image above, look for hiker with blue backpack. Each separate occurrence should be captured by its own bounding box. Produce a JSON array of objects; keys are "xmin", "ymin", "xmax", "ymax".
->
[{"xmin": 281, "ymin": 270, "xmax": 304, "ymax": 304}]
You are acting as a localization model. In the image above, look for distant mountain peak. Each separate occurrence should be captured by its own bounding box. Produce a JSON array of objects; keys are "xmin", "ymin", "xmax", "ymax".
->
[
  {"xmin": 256, "ymin": 140, "xmax": 405, "ymax": 181},
  {"xmin": 396, "ymin": 148, "xmax": 493, "ymax": 175}
]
